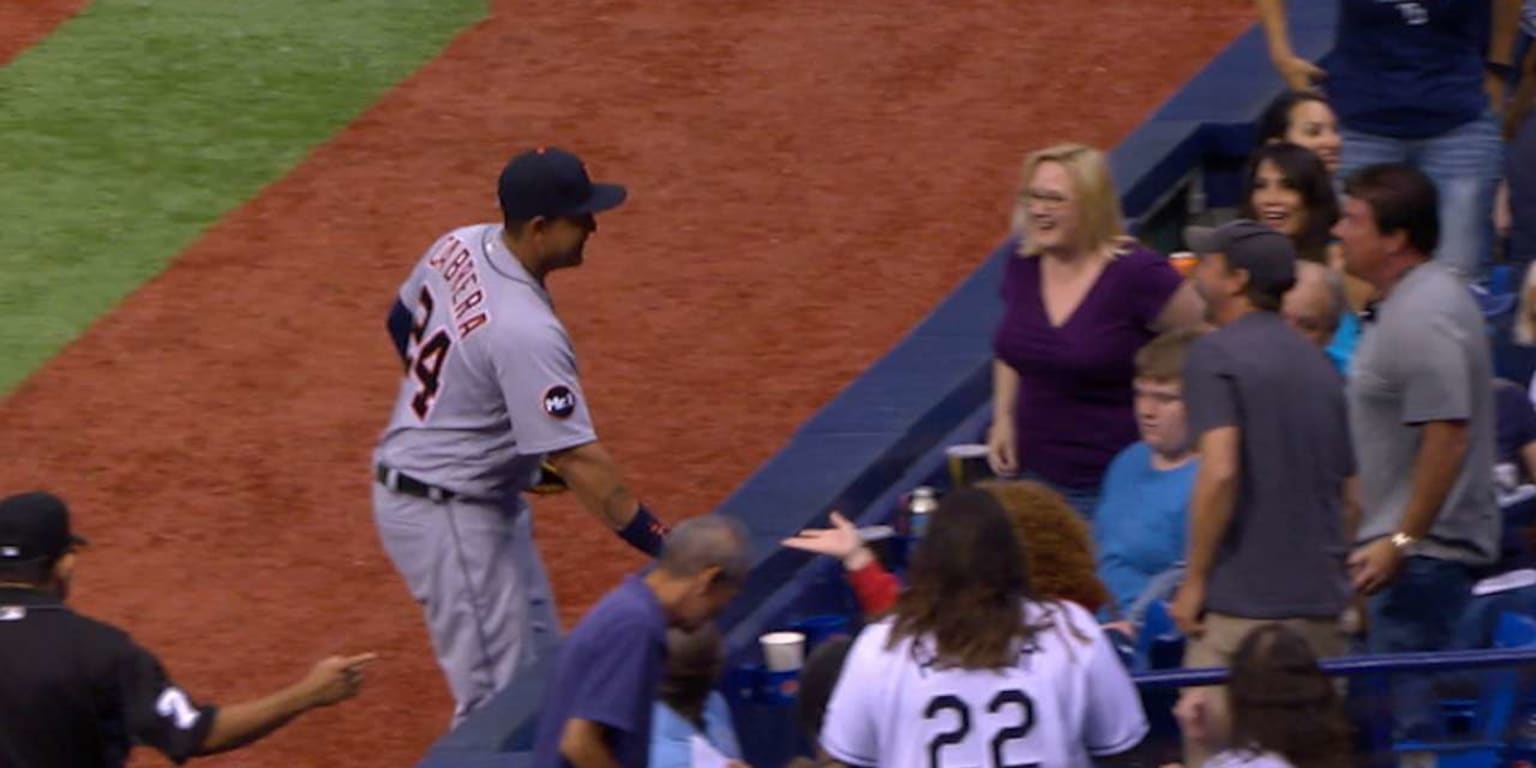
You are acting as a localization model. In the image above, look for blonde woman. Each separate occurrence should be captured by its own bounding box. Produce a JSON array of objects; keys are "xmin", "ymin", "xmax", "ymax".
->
[{"xmin": 988, "ymin": 144, "xmax": 1204, "ymax": 518}]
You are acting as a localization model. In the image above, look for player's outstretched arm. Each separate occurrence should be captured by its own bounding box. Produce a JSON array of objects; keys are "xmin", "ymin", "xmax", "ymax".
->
[
  {"xmin": 547, "ymin": 441, "xmax": 668, "ymax": 556},
  {"xmin": 196, "ymin": 653, "xmax": 376, "ymax": 756}
]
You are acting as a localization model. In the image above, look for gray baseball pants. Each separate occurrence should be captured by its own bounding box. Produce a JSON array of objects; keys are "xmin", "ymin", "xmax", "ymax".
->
[{"xmin": 372, "ymin": 483, "xmax": 560, "ymax": 728}]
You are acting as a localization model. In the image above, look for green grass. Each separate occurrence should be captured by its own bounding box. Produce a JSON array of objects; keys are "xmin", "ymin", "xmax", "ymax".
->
[{"xmin": 0, "ymin": 0, "xmax": 485, "ymax": 393}]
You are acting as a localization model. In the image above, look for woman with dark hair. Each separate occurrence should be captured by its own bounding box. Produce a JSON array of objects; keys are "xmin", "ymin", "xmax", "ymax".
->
[
  {"xmin": 784, "ymin": 636, "xmax": 855, "ymax": 768},
  {"xmin": 1256, "ymin": 91, "xmax": 1342, "ymax": 175},
  {"xmin": 1173, "ymin": 623, "xmax": 1353, "ymax": 768},
  {"xmin": 818, "ymin": 488, "xmax": 1148, "ymax": 768},
  {"xmin": 1239, "ymin": 143, "xmax": 1339, "ymax": 264},
  {"xmin": 1238, "ymin": 142, "xmax": 1369, "ymax": 373}
]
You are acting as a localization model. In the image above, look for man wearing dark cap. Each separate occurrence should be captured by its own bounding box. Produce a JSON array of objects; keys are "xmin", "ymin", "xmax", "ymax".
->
[
  {"xmin": 372, "ymin": 146, "xmax": 672, "ymax": 726},
  {"xmin": 0, "ymin": 492, "xmax": 376, "ymax": 767},
  {"xmin": 1168, "ymin": 220, "xmax": 1356, "ymax": 765}
]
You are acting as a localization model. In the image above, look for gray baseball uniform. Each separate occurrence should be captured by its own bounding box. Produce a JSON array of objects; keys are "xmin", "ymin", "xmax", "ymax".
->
[{"xmin": 372, "ymin": 222, "xmax": 595, "ymax": 725}]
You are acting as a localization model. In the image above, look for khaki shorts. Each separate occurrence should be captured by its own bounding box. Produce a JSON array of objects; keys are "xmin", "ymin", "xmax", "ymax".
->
[{"xmin": 1183, "ymin": 611, "xmax": 1348, "ymax": 668}]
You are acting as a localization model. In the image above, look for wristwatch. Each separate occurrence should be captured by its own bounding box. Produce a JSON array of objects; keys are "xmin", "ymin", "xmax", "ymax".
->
[{"xmin": 1389, "ymin": 532, "xmax": 1418, "ymax": 550}]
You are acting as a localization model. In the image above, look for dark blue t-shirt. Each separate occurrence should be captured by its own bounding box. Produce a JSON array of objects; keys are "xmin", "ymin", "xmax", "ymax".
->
[
  {"xmin": 1493, "ymin": 379, "xmax": 1536, "ymax": 569},
  {"xmin": 1508, "ymin": 113, "xmax": 1536, "ymax": 265},
  {"xmin": 532, "ymin": 574, "xmax": 668, "ymax": 768},
  {"xmin": 1331, "ymin": 0, "xmax": 1491, "ymax": 138},
  {"xmin": 1495, "ymin": 378, "xmax": 1536, "ymax": 468}
]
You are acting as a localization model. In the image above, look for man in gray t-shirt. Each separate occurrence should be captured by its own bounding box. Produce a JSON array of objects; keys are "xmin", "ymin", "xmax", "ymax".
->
[
  {"xmin": 1338, "ymin": 163, "xmax": 1499, "ymax": 742},
  {"xmin": 1172, "ymin": 220, "xmax": 1354, "ymax": 767}
]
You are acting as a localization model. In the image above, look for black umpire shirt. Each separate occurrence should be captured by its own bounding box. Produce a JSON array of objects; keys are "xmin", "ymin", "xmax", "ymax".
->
[{"xmin": 0, "ymin": 586, "xmax": 218, "ymax": 767}]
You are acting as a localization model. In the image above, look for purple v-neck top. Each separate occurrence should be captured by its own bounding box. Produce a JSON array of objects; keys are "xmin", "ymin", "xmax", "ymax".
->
[{"xmin": 992, "ymin": 236, "xmax": 1183, "ymax": 490}]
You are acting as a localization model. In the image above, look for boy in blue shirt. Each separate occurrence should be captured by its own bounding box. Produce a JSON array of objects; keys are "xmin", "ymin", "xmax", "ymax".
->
[{"xmin": 1095, "ymin": 329, "xmax": 1203, "ymax": 627}]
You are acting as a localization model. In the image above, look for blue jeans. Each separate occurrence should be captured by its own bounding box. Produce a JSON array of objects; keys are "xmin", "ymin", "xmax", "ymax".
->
[
  {"xmin": 1366, "ymin": 556, "xmax": 1475, "ymax": 741},
  {"xmin": 1339, "ymin": 112, "xmax": 1504, "ymax": 280}
]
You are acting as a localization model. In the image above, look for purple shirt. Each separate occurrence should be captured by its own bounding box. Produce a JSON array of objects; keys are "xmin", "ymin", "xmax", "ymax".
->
[
  {"xmin": 992, "ymin": 238, "xmax": 1183, "ymax": 489},
  {"xmin": 533, "ymin": 573, "xmax": 668, "ymax": 768}
]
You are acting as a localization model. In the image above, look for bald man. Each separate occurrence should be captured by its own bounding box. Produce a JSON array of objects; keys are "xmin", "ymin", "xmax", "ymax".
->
[{"xmin": 1283, "ymin": 261, "xmax": 1347, "ymax": 348}]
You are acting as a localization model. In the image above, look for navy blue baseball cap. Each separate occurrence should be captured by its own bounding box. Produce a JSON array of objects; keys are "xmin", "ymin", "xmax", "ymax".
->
[
  {"xmin": 497, "ymin": 146, "xmax": 628, "ymax": 221},
  {"xmin": 0, "ymin": 492, "xmax": 87, "ymax": 564}
]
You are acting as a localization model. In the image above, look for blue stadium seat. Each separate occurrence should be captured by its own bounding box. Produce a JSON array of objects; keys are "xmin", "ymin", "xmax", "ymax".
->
[
  {"xmin": 1133, "ymin": 600, "xmax": 1184, "ymax": 673},
  {"xmin": 1472, "ymin": 284, "xmax": 1519, "ymax": 327},
  {"xmin": 1391, "ymin": 613, "xmax": 1536, "ymax": 767}
]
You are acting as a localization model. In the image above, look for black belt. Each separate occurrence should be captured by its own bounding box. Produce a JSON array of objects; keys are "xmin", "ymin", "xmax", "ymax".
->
[{"xmin": 375, "ymin": 464, "xmax": 456, "ymax": 503}]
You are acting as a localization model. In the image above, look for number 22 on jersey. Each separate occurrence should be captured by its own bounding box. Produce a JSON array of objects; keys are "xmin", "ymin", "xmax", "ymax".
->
[
  {"xmin": 405, "ymin": 285, "xmax": 452, "ymax": 419},
  {"xmin": 925, "ymin": 689, "xmax": 1039, "ymax": 768}
]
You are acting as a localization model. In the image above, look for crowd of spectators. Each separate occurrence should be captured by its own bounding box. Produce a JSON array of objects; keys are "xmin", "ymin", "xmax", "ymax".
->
[{"xmin": 765, "ymin": 3, "xmax": 1536, "ymax": 767}]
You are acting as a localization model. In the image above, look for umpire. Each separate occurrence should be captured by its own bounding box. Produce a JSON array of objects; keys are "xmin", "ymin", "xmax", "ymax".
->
[{"xmin": 0, "ymin": 491, "xmax": 377, "ymax": 767}]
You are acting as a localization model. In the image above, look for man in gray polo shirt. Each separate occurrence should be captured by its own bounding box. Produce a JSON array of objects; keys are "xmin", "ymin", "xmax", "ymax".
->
[
  {"xmin": 1171, "ymin": 219, "xmax": 1355, "ymax": 766},
  {"xmin": 1338, "ymin": 163, "xmax": 1499, "ymax": 744}
]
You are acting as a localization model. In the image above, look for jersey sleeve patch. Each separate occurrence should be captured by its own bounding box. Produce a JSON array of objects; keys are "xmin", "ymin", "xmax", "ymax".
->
[
  {"xmin": 541, "ymin": 385, "xmax": 578, "ymax": 419},
  {"xmin": 120, "ymin": 643, "xmax": 217, "ymax": 763}
]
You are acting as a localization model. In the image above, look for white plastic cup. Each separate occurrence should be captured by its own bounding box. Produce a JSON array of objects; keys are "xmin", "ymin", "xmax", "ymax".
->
[{"xmin": 760, "ymin": 631, "xmax": 806, "ymax": 672}]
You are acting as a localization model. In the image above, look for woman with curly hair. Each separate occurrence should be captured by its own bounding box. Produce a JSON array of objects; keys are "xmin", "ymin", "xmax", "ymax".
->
[
  {"xmin": 1171, "ymin": 623, "xmax": 1353, "ymax": 768},
  {"xmin": 780, "ymin": 479, "xmax": 1109, "ymax": 617}
]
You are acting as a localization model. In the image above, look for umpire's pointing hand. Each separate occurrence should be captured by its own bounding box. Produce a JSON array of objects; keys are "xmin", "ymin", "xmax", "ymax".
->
[{"xmin": 298, "ymin": 653, "xmax": 379, "ymax": 709}]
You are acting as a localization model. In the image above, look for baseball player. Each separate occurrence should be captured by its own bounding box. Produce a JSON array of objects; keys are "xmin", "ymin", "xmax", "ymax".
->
[
  {"xmin": 372, "ymin": 146, "xmax": 670, "ymax": 727},
  {"xmin": 819, "ymin": 488, "xmax": 1148, "ymax": 768}
]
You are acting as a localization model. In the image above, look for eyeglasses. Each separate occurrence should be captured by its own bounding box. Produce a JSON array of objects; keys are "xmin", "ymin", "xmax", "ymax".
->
[{"xmin": 1019, "ymin": 190, "xmax": 1071, "ymax": 209}]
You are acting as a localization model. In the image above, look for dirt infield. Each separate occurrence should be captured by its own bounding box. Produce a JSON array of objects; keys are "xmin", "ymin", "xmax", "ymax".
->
[
  {"xmin": 0, "ymin": 1, "xmax": 1252, "ymax": 765},
  {"xmin": 0, "ymin": 0, "xmax": 89, "ymax": 65}
]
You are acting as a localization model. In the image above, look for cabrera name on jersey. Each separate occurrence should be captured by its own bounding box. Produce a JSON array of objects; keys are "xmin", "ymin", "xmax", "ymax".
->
[
  {"xmin": 375, "ymin": 224, "xmax": 597, "ymax": 500},
  {"xmin": 821, "ymin": 600, "xmax": 1148, "ymax": 768}
]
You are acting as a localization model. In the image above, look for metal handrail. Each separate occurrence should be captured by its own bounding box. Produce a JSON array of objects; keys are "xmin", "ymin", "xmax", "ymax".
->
[{"xmin": 1134, "ymin": 647, "xmax": 1536, "ymax": 688}]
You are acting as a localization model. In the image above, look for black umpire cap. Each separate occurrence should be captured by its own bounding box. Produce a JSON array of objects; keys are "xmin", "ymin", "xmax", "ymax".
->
[
  {"xmin": 0, "ymin": 492, "xmax": 87, "ymax": 565},
  {"xmin": 497, "ymin": 146, "xmax": 628, "ymax": 221}
]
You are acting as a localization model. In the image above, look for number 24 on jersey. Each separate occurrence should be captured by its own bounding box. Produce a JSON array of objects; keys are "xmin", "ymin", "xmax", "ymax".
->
[{"xmin": 404, "ymin": 286, "xmax": 451, "ymax": 420}]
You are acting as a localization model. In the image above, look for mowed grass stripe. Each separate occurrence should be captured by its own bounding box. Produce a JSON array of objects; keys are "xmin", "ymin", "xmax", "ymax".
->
[{"xmin": 0, "ymin": 0, "xmax": 484, "ymax": 393}]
